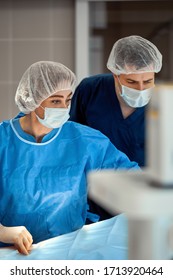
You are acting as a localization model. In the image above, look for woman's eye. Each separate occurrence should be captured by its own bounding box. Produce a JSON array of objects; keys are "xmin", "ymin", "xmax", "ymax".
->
[
  {"xmin": 52, "ymin": 100, "xmax": 60, "ymax": 104},
  {"xmin": 66, "ymin": 99, "xmax": 72, "ymax": 103}
]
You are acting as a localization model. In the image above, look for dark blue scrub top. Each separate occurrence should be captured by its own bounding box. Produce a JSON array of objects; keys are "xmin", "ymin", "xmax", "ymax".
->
[
  {"xmin": 70, "ymin": 73, "xmax": 145, "ymax": 167},
  {"xmin": 70, "ymin": 74, "xmax": 145, "ymax": 221}
]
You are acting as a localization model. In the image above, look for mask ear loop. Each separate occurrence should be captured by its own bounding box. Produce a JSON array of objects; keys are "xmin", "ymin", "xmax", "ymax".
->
[{"xmin": 39, "ymin": 105, "xmax": 45, "ymax": 111}]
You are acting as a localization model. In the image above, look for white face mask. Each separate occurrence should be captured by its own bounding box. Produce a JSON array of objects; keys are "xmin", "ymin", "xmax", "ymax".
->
[
  {"xmin": 121, "ymin": 85, "xmax": 153, "ymax": 108},
  {"xmin": 36, "ymin": 106, "xmax": 70, "ymax": 128},
  {"xmin": 117, "ymin": 77, "xmax": 154, "ymax": 108}
]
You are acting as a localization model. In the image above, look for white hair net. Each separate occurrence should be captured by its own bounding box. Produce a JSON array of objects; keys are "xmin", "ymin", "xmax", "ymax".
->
[
  {"xmin": 107, "ymin": 35, "xmax": 162, "ymax": 75},
  {"xmin": 15, "ymin": 61, "xmax": 76, "ymax": 113}
]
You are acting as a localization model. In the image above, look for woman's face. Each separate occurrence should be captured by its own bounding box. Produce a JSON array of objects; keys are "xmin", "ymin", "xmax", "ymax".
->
[{"xmin": 35, "ymin": 89, "xmax": 72, "ymax": 119}]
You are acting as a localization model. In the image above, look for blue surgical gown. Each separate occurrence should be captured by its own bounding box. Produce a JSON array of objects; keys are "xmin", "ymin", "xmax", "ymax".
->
[{"xmin": 0, "ymin": 118, "xmax": 138, "ymax": 246}]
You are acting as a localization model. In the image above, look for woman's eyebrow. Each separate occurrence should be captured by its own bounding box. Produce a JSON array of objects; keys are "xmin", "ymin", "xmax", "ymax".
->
[{"xmin": 50, "ymin": 92, "xmax": 72, "ymax": 98}]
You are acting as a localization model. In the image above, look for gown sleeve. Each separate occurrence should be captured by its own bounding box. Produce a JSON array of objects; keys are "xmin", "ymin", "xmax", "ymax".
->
[
  {"xmin": 100, "ymin": 139, "xmax": 140, "ymax": 170},
  {"xmin": 85, "ymin": 132, "xmax": 140, "ymax": 223}
]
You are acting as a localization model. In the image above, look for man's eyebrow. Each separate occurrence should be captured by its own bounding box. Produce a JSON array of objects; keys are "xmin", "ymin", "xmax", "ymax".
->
[
  {"xmin": 143, "ymin": 78, "xmax": 154, "ymax": 82},
  {"xmin": 50, "ymin": 92, "xmax": 72, "ymax": 98},
  {"xmin": 126, "ymin": 78, "xmax": 154, "ymax": 82},
  {"xmin": 126, "ymin": 79, "xmax": 137, "ymax": 82}
]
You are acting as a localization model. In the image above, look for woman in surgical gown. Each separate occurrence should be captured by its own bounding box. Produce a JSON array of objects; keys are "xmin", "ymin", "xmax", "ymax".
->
[{"xmin": 0, "ymin": 61, "xmax": 139, "ymax": 255}]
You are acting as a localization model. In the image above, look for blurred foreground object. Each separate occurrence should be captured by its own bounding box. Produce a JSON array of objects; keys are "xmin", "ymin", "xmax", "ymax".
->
[
  {"xmin": 88, "ymin": 83, "xmax": 173, "ymax": 260},
  {"xmin": 147, "ymin": 83, "xmax": 173, "ymax": 185}
]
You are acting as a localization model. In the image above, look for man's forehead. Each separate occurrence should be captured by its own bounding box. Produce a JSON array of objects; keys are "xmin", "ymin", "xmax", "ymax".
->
[{"xmin": 121, "ymin": 72, "xmax": 155, "ymax": 81}]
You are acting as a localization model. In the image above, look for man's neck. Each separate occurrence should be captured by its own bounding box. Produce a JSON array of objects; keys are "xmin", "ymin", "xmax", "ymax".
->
[
  {"xmin": 115, "ymin": 87, "xmax": 135, "ymax": 119},
  {"xmin": 119, "ymin": 101, "xmax": 136, "ymax": 119}
]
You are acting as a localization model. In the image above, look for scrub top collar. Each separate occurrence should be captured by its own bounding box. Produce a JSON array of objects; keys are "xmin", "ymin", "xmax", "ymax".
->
[{"xmin": 10, "ymin": 118, "xmax": 61, "ymax": 144}]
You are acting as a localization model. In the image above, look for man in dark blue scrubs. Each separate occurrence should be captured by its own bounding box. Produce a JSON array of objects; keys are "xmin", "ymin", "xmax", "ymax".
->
[{"xmin": 70, "ymin": 35, "xmax": 162, "ymax": 221}]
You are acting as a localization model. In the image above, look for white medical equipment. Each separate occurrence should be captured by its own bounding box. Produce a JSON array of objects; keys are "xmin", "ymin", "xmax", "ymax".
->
[{"xmin": 88, "ymin": 83, "xmax": 173, "ymax": 259}]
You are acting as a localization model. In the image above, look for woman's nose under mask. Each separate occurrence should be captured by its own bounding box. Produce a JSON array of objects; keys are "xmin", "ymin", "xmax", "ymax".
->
[{"xmin": 36, "ymin": 107, "xmax": 70, "ymax": 128}]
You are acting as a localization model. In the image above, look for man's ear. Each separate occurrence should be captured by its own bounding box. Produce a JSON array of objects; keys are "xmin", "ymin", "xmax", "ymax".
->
[{"xmin": 113, "ymin": 74, "xmax": 119, "ymax": 83}]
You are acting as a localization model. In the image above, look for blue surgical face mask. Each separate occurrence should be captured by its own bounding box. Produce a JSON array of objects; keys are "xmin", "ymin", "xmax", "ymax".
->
[
  {"xmin": 117, "ymin": 77, "xmax": 154, "ymax": 108},
  {"xmin": 35, "ymin": 106, "xmax": 70, "ymax": 128}
]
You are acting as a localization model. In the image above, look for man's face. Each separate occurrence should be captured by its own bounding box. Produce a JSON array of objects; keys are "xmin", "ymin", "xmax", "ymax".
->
[{"xmin": 114, "ymin": 72, "xmax": 155, "ymax": 92}]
